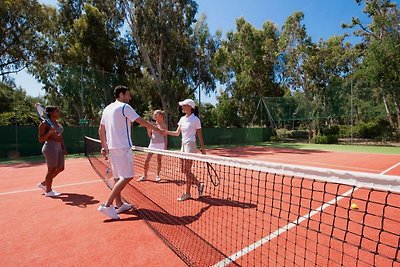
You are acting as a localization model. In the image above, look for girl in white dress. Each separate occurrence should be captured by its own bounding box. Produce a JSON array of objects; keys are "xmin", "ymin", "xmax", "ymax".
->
[
  {"xmin": 167, "ymin": 99, "xmax": 206, "ymax": 201},
  {"xmin": 138, "ymin": 110, "xmax": 168, "ymax": 182}
]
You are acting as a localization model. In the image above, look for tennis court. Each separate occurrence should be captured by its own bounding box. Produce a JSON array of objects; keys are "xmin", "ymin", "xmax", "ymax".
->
[{"xmin": 1, "ymin": 141, "xmax": 399, "ymax": 266}]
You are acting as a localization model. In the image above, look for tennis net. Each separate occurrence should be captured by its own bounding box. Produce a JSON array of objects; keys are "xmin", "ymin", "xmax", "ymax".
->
[{"xmin": 84, "ymin": 136, "xmax": 400, "ymax": 267}]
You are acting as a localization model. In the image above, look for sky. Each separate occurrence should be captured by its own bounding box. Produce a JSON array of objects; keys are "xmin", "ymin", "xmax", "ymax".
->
[{"xmin": 11, "ymin": 0, "xmax": 378, "ymax": 104}]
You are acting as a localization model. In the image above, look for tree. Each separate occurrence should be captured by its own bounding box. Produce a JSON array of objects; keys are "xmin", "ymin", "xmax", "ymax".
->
[
  {"xmin": 213, "ymin": 18, "xmax": 282, "ymax": 126},
  {"xmin": 214, "ymin": 91, "xmax": 243, "ymax": 127},
  {"xmin": 343, "ymin": 0, "xmax": 400, "ymax": 130},
  {"xmin": 308, "ymin": 36, "xmax": 354, "ymax": 128},
  {"xmin": 0, "ymin": 0, "xmax": 54, "ymax": 76},
  {"xmin": 199, "ymin": 102, "xmax": 216, "ymax": 128},
  {"xmin": 124, "ymin": 0, "xmax": 219, "ymax": 126},
  {"xmin": 279, "ymin": 12, "xmax": 315, "ymax": 98},
  {"xmin": 31, "ymin": 0, "xmax": 135, "ymax": 125},
  {"xmin": 192, "ymin": 14, "xmax": 220, "ymax": 100},
  {"xmin": 0, "ymin": 82, "xmax": 43, "ymax": 126}
]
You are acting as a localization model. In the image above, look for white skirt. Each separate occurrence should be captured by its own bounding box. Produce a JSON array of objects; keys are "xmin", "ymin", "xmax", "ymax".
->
[
  {"xmin": 109, "ymin": 148, "xmax": 134, "ymax": 179},
  {"xmin": 148, "ymin": 142, "xmax": 165, "ymax": 150}
]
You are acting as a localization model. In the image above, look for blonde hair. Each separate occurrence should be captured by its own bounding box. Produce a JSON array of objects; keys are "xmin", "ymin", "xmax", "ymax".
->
[{"xmin": 153, "ymin": 109, "xmax": 165, "ymax": 120}]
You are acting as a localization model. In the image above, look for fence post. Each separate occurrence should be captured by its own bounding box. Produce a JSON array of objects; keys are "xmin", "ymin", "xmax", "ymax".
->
[
  {"xmin": 351, "ymin": 80, "xmax": 353, "ymax": 144},
  {"xmin": 15, "ymin": 121, "xmax": 18, "ymax": 155}
]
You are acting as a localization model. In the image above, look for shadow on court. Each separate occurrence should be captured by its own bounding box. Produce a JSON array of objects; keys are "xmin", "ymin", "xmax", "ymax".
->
[
  {"xmin": 196, "ymin": 196, "xmax": 256, "ymax": 209},
  {"xmin": 145, "ymin": 179, "xmax": 186, "ymax": 186},
  {"xmin": 1, "ymin": 161, "xmax": 46, "ymax": 168},
  {"xmin": 103, "ymin": 205, "xmax": 211, "ymax": 225},
  {"xmin": 104, "ymin": 196, "xmax": 256, "ymax": 224},
  {"xmin": 56, "ymin": 193, "xmax": 100, "ymax": 208}
]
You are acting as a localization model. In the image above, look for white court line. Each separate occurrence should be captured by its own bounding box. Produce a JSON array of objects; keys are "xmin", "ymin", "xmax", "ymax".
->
[
  {"xmin": 0, "ymin": 179, "xmax": 108, "ymax": 196},
  {"xmin": 211, "ymin": 162, "xmax": 400, "ymax": 267},
  {"xmin": 381, "ymin": 162, "xmax": 400, "ymax": 174}
]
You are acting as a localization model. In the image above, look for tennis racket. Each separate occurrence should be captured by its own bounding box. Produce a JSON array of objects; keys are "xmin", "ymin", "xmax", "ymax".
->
[
  {"xmin": 206, "ymin": 162, "xmax": 220, "ymax": 187},
  {"xmin": 101, "ymin": 148, "xmax": 112, "ymax": 177},
  {"xmin": 105, "ymin": 154, "xmax": 112, "ymax": 177},
  {"xmin": 35, "ymin": 103, "xmax": 53, "ymax": 127}
]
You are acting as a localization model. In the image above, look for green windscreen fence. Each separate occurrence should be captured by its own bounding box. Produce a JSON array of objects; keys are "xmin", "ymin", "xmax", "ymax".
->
[
  {"xmin": 0, "ymin": 126, "xmax": 271, "ymax": 159},
  {"xmin": 0, "ymin": 126, "xmax": 98, "ymax": 159}
]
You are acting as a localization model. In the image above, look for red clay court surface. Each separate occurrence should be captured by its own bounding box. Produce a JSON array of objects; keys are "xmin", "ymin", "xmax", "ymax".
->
[{"xmin": 1, "ymin": 146, "xmax": 399, "ymax": 266}]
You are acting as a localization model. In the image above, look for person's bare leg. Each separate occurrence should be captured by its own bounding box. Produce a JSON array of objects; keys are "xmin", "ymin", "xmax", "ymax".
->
[
  {"xmin": 45, "ymin": 167, "xmax": 57, "ymax": 192},
  {"xmin": 113, "ymin": 179, "xmax": 124, "ymax": 207},
  {"xmin": 144, "ymin": 153, "xmax": 152, "ymax": 177},
  {"xmin": 105, "ymin": 178, "xmax": 132, "ymax": 207},
  {"xmin": 41, "ymin": 166, "xmax": 64, "ymax": 189},
  {"xmin": 184, "ymin": 160, "xmax": 194, "ymax": 194},
  {"xmin": 156, "ymin": 154, "xmax": 162, "ymax": 176}
]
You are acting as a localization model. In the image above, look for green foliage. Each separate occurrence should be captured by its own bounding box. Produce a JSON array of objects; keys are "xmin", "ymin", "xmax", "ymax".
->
[
  {"xmin": 0, "ymin": 82, "xmax": 44, "ymax": 126},
  {"xmin": 270, "ymin": 135, "xmax": 281, "ymax": 142},
  {"xmin": 126, "ymin": 0, "xmax": 220, "ymax": 126},
  {"xmin": 356, "ymin": 119, "xmax": 393, "ymax": 140},
  {"xmin": 320, "ymin": 125, "xmax": 340, "ymax": 136},
  {"xmin": 212, "ymin": 17, "xmax": 283, "ymax": 126},
  {"xmin": 0, "ymin": 0, "xmax": 54, "ymax": 76},
  {"xmin": 338, "ymin": 125, "xmax": 352, "ymax": 138},
  {"xmin": 0, "ymin": 83, "xmax": 15, "ymax": 112},
  {"xmin": 275, "ymin": 128, "xmax": 309, "ymax": 140},
  {"xmin": 290, "ymin": 130, "xmax": 309, "ymax": 139},
  {"xmin": 30, "ymin": 0, "xmax": 134, "ymax": 125},
  {"xmin": 275, "ymin": 128, "xmax": 291, "ymax": 139},
  {"xmin": 0, "ymin": 112, "xmax": 39, "ymax": 126},
  {"xmin": 199, "ymin": 103, "xmax": 216, "ymax": 128},
  {"xmin": 313, "ymin": 135, "xmax": 339, "ymax": 144},
  {"xmin": 344, "ymin": 0, "xmax": 400, "ymax": 131},
  {"xmin": 339, "ymin": 120, "xmax": 395, "ymax": 141},
  {"xmin": 2, "ymin": 0, "xmax": 400, "ymax": 134},
  {"xmin": 214, "ymin": 91, "xmax": 243, "ymax": 127}
]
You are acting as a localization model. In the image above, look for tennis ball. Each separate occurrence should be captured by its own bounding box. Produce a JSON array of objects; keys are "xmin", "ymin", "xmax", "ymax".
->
[{"xmin": 350, "ymin": 203, "xmax": 358, "ymax": 210}]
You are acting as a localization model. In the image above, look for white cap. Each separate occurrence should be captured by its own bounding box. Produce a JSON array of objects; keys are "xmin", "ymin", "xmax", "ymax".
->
[{"xmin": 178, "ymin": 99, "xmax": 196, "ymax": 109}]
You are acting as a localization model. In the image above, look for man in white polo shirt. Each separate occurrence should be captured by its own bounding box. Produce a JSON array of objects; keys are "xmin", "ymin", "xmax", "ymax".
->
[{"xmin": 98, "ymin": 85, "xmax": 166, "ymax": 220}]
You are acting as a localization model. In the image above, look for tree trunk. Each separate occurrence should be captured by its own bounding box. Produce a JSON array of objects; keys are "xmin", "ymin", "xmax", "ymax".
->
[
  {"xmin": 383, "ymin": 95, "xmax": 395, "ymax": 128},
  {"xmin": 159, "ymin": 93, "xmax": 171, "ymax": 127},
  {"xmin": 392, "ymin": 96, "xmax": 400, "ymax": 131}
]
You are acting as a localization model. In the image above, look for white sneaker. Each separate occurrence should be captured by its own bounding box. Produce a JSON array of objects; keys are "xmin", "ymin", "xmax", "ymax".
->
[
  {"xmin": 115, "ymin": 203, "xmax": 132, "ymax": 214},
  {"xmin": 177, "ymin": 193, "xmax": 191, "ymax": 201},
  {"xmin": 45, "ymin": 190, "xmax": 61, "ymax": 197},
  {"xmin": 98, "ymin": 204, "xmax": 120, "ymax": 220},
  {"xmin": 198, "ymin": 183, "xmax": 204, "ymax": 197},
  {"xmin": 37, "ymin": 183, "xmax": 46, "ymax": 191},
  {"xmin": 155, "ymin": 176, "xmax": 161, "ymax": 182},
  {"xmin": 137, "ymin": 176, "xmax": 147, "ymax": 182}
]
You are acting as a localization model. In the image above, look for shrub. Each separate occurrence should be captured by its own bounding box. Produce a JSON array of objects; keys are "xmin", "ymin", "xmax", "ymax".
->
[
  {"xmin": 270, "ymin": 135, "xmax": 281, "ymax": 142},
  {"xmin": 355, "ymin": 119, "xmax": 392, "ymax": 139},
  {"xmin": 393, "ymin": 131, "xmax": 400, "ymax": 142},
  {"xmin": 338, "ymin": 125, "xmax": 352, "ymax": 138},
  {"xmin": 276, "ymin": 128, "xmax": 291, "ymax": 139},
  {"xmin": 289, "ymin": 130, "xmax": 309, "ymax": 139},
  {"xmin": 320, "ymin": 125, "xmax": 340, "ymax": 136},
  {"xmin": 313, "ymin": 135, "xmax": 338, "ymax": 144}
]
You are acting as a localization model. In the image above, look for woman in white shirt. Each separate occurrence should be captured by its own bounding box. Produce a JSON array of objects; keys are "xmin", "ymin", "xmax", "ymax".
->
[
  {"xmin": 167, "ymin": 99, "xmax": 206, "ymax": 201},
  {"xmin": 137, "ymin": 110, "xmax": 168, "ymax": 182}
]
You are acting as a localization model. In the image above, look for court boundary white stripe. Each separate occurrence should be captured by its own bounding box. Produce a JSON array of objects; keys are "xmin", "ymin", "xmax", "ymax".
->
[
  {"xmin": 211, "ymin": 163, "xmax": 399, "ymax": 267},
  {"xmin": 0, "ymin": 179, "xmax": 109, "ymax": 196}
]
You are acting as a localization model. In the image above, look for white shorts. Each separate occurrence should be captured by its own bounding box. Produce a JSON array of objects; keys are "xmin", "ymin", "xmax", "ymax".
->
[
  {"xmin": 148, "ymin": 142, "xmax": 165, "ymax": 150},
  {"xmin": 109, "ymin": 148, "xmax": 134, "ymax": 179},
  {"xmin": 181, "ymin": 141, "xmax": 198, "ymax": 153}
]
